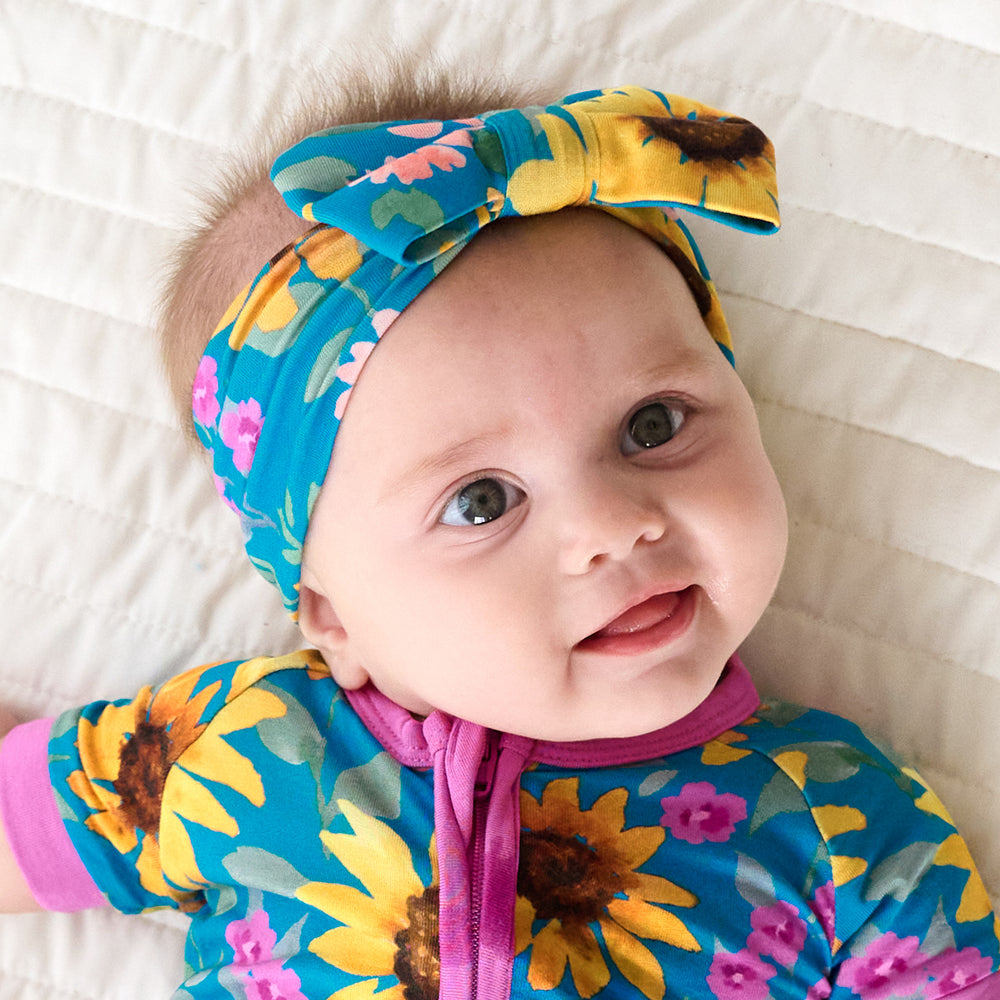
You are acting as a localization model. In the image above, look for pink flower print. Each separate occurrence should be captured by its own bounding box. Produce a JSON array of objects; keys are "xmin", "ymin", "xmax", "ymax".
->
[
  {"xmin": 435, "ymin": 127, "xmax": 474, "ymax": 148},
  {"xmin": 924, "ymin": 946, "xmax": 993, "ymax": 994},
  {"xmin": 333, "ymin": 340, "xmax": 377, "ymax": 420},
  {"xmin": 811, "ymin": 880, "xmax": 837, "ymax": 944},
  {"xmin": 806, "ymin": 980, "xmax": 832, "ymax": 999},
  {"xmin": 370, "ymin": 308, "xmax": 400, "ymax": 338},
  {"xmin": 747, "ymin": 901, "xmax": 807, "ymax": 967},
  {"xmin": 388, "ymin": 121, "xmax": 446, "ymax": 139},
  {"xmin": 219, "ymin": 399, "xmax": 264, "ymax": 475},
  {"xmin": 367, "ymin": 143, "xmax": 467, "ymax": 185},
  {"xmin": 225, "ymin": 909, "xmax": 276, "ymax": 968},
  {"xmin": 242, "ymin": 961, "xmax": 306, "ymax": 1000},
  {"xmin": 707, "ymin": 949, "xmax": 777, "ymax": 1000},
  {"xmin": 837, "ymin": 933, "xmax": 930, "ymax": 1000},
  {"xmin": 660, "ymin": 781, "xmax": 747, "ymax": 844},
  {"xmin": 192, "ymin": 355, "xmax": 220, "ymax": 426}
]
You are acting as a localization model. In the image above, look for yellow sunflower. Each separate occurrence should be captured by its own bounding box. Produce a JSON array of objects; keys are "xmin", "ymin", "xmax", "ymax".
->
[
  {"xmin": 517, "ymin": 777, "xmax": 700, "ymax": 1000},
  {"xmin": 68, "ymin": 665, "xmax": 225, "ymax": 907},
  {"xmin": 297, "ymin": 800, "xmax": 439, "ymax": 1000},
  {"xmin": 68, "ymin": 659, "xmax": 288, "ymax": 903}
]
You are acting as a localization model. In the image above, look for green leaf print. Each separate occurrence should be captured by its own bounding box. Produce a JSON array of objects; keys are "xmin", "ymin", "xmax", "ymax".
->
[
  {"xmin": 750, "ymin": 770, "xmax": 809, "ymax": 833},
  {"xmin": 922, "ymin": 899, "xmax": 958, "ymax": 956},
  {"xmin": 370, "ymin": 187, "xmax": 445, "ymax": 232},
  {"xmin": 303, "ymin": 328, "xmax": 353, "ymax": 403},
  {"xmin": 472, "ymin": 128, "xmax": 507, "ymax": 174},
  {"xmin": 271, "ymin": 154, "xmax": 358, "ymax": 196},
  {"xmin": 735, "ymin": 852, "xmax": 778, "ymax": 909},
  {"xmin": 256, "ymin": 683, "xmax": 327, "ymax": 785},
  {"xmin": 638, "ymin": 769, "xmax": 679, "ymax": 796},
  {"xmin": 865, "ymin": 841, "xmax": 939, "ymax": 902},
  {"xmin": 773, "ymin": 741, "xmax": 875, "ymax": 784},
  {"xmin": 330, "ymin": 751, "xmax": 403, "ymax": 821},
  {"xmin": 222, "ymin": 847, "xmax": 308, "ymax": 898}
]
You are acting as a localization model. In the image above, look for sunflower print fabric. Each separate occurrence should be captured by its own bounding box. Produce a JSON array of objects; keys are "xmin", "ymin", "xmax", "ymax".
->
[
  {"xmin": 195, "ymin": 86, "xmax": 780, "ymax": 615},
  {"xmin": 48, "ymin": 654, "xmax": 999, "ymax": 999}
]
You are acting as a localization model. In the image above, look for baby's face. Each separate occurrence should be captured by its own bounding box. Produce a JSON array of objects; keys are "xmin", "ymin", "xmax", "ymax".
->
[{"xmin": 299, "ymin": 209, "xmax": 787, "ymax": 740}]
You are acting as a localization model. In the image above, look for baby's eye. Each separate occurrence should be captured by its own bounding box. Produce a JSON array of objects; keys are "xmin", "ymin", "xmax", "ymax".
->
[
  {"xmin": 622, "ymin": 401, "xmax": 686, "ymax": 454},
  {"xmin": 439, "ymin": 476, "xmax": 527, "ymax": 526}
]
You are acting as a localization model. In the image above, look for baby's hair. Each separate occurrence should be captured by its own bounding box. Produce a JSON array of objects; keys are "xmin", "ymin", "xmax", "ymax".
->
[{"xmin": 157, "ymin": 54, "xmax": 543, "ymax": 444}]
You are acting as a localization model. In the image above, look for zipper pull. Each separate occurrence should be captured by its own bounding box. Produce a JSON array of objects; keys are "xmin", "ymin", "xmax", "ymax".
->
[{"xmin": 474, "ymin": 733, "xmax": 499, "ymax": 797}]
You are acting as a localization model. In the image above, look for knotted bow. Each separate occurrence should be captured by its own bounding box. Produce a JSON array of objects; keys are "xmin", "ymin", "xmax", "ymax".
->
[{"xmin": 195, "ymin": 85, "xmax": 780, "ymax": 613}]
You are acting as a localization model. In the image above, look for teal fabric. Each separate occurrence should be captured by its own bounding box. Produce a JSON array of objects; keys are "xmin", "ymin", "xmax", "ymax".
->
[{"xmin": 48, "ymin": 653, "xmax": 1000, "ymax": 998}]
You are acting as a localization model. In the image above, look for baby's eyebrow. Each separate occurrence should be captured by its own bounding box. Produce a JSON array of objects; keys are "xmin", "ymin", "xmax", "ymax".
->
[
  {"xmin": 381, "ymin": 431, "xmax": 509, "ymax": 502},
  {"xmin": 632, "ymin": 349, "xmax": 717, "ymax": 388}
]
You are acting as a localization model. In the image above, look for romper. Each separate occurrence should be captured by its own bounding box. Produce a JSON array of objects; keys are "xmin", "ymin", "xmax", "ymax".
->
[{"xmin": 2, "ymin": 651, "xmax": 998, "ymax": 999}]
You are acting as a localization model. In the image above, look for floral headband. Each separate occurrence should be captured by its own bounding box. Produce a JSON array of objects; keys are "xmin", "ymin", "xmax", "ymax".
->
[{"xmin": 194, "ymin": 85, "xmax": 780, "ymax": 614}]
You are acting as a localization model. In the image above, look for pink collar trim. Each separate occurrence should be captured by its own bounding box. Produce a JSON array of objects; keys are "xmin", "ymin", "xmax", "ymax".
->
[{"xmin": 345, "ymin": 654, "xmax": 759, "ymax": 768}]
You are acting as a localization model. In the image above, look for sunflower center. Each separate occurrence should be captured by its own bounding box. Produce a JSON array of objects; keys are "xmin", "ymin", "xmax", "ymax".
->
[
  {"xmin": 518, "ymin": 829, "xmax": 623, "ymax": 925},
  {"xmin": 113, "ymin": 719, "xmax": 171, "ymax": 835},
  {"xmin": 393, "ymin": 885, "xmax": 440, "ymax": 1000}
]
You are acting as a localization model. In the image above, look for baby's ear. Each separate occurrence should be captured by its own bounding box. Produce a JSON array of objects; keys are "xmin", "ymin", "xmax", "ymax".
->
[{"xmin": 297, "ymin": 575, "xmax": 370, "ymax": 691}]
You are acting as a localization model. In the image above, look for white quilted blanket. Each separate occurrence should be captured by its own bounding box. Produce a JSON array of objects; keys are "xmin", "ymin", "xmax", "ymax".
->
[{"xmin": 1, "ymin": 1, "xmax": 998, "ymax": 997}]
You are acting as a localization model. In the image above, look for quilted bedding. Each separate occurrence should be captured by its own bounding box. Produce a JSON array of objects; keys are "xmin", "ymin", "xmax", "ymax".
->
[{"xmin": 1, "ymin": 1, "xmax": 998, "ymax": 996}]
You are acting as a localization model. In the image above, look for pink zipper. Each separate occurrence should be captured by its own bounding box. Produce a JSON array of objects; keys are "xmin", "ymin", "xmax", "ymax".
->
[{"xmin": 470, "ymin": 734, "xmax": 499, "ymax": 997}]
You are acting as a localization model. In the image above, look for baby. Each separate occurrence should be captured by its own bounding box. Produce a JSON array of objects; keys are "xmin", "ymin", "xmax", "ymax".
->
[{"xmin": 1, "ymin": 68, "xmax": 998, "ymax": 1000}]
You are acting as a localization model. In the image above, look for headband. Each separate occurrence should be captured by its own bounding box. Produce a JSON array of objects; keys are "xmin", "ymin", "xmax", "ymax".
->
[{"xmin": 194, "ymin": 85, "xmax": 780, "ymax": 614}]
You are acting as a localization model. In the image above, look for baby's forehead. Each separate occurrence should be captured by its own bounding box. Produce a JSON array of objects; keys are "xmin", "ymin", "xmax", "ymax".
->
[
  {"xmin": 337, "ymin": 211, "xmax": 724, "ymax": 430},
  {"xmin": 439, "ymin": 208, "xmax": 714, "ymax": 332},
  {"xmin": 371, "ymin": 209, "xmax": 713, "ymax": 357}
]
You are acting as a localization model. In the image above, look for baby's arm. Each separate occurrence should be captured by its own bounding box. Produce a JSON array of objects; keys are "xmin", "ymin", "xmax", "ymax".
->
[{"xmin": 0, "ymin": 711, "xmax": 43, "ymax": 912}]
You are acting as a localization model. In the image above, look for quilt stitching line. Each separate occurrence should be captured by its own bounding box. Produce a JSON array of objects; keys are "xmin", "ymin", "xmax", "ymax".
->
[
  {"xmin": 0, "ymin": 80, "xmax": 220, "ymax": 148},
  {"xmin": 4, "ymin": 9, "xmax": 997, "ymax": 158},
  {"xmin": 0, "ymin": 568, "xmax": 273, "ymax": 658},
  {"xmin": 727, "ymin": 293, "xmax": 1000, "ymax": 380},
  {"xmin": 0, "ymin": 173, "xmax": 173, "ymax": 233},
  {"xmin": 767, "ymin": 200, "xmax": 1000, "ymax": 270},
  {"xmin": 0, "ymin": 477, "xmax": 246, "ymax": 562},
  {"xmin": 762, "ymin": 600, "xmax": 1000, "ymax": 687},
  {"xmin": 753, "ymin": 393, "xmax": 1000, "ymax": 478},
  {"xmin": 801, "ymin": 0, "xmax": 1000, "ymax": 58},
  {"xmin": 0, "ymin": 367, "xmax": 174, "ymax": 435},
  {"xmin": 780, "ymin": 512, "xmax": 1000, "ymax": 591}
]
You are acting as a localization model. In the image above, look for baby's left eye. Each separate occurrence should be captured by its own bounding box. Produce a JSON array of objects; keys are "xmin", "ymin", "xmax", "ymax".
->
[
  {"xmin": 439, "ymin": 476, "xmax": 526, "ymax": 527},
  {"xmin": 622, "ymin": 401, "xmax": 686, "ymax": 454}
]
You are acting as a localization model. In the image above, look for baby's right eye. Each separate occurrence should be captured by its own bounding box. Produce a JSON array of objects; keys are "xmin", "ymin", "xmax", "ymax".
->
[{"xmin": 439, "ymin": 476, "xmax": 526, "ymax": 526}]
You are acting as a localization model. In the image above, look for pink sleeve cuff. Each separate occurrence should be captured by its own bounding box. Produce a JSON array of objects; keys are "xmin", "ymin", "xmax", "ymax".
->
[{"xmin": 0, "ymin": 717, "xmax": 107, "ymax": 911}]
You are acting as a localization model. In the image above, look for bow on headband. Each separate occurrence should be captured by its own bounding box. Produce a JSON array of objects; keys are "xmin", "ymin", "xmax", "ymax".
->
[{"xmin": 195, "ymin": 85, "xmax": 780, "ymax": 614}]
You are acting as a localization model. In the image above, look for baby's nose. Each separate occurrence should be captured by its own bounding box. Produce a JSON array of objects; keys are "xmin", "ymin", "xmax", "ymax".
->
[{"xmin": 557, "ymin": 470, "xmax": 668, "ymax": 576}]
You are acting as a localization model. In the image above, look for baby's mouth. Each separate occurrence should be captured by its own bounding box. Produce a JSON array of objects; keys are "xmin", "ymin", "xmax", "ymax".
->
[
  {"xmin": 576, "ymin": 586, "xmax": 697, "ymax": 655},
  {"xmin": 589, "ymin": 591, "xmax": 683, "ymax": 639}
]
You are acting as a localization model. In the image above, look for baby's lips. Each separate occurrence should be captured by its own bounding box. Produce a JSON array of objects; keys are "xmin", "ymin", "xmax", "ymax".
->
[{"xmin": 589, "ymin": 590, "xmax": 683, "ymax": 639}]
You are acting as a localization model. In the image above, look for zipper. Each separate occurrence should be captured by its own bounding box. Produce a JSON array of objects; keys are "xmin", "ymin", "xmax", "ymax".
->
[{"xmin": 470, "ymin": 733, "xmax": 499, "ymax": 998}]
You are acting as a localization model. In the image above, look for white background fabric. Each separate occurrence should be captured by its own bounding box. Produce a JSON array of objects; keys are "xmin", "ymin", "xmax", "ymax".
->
[{"xmin": 1, "ymin": 1, "xmax": 998, "ymax": 996}]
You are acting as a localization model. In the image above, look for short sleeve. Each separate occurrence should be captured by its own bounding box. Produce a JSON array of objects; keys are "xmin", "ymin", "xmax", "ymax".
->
[
  {"xmin": 769, "ymin": 710, "xmax": 1000, "ymax": 998},
  {"xmin": 46, "ymin": 652, "xmax": 322, "ymax": 917},
  {"xmin": 46, "ymin": 661, "xmax": 243, "ymax": 915}
]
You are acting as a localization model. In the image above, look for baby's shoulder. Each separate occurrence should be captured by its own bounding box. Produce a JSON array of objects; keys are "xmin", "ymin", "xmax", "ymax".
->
[
  {"xmin": 727, "ymin": 698, "xmax": 940, "ymax": 824},
  {"xmin": 165, "ymin": 648, "xmax": 333, "ymax": 709},
  {"xmin": 734, "ymin": 697, "xmax": 899, "ymax": 764}
]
